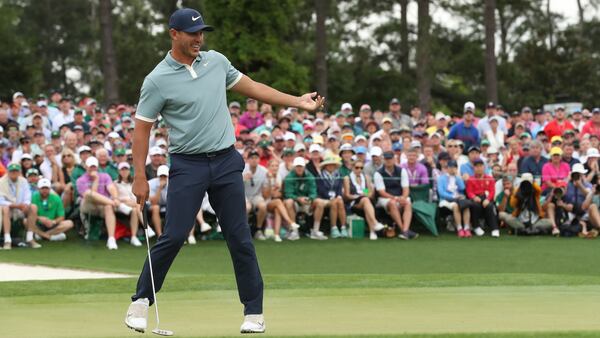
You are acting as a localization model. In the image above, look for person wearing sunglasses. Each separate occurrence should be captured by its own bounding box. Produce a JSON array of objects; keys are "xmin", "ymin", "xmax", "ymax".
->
[
  {"xmin": 316, "ymin": 155, "xmax": 347, "ymax": 238},
  {"xmin": 343, "ymin": 160, "xmax": 384, "ymax": 240}
]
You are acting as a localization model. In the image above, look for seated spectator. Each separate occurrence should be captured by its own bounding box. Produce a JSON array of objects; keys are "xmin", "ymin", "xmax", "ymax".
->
[
  {"xmin": 460, "ymin": 146, "xmax": 486, "ymax": 180},
  {"xmin": 114, "ymin": 162, "xmax": 143, "ymax": 247},
  {"xmin": 338, "ymin": 143, "xmax": 354, "ymax": 177},
  {"xmin": 583, "ymin": 148, "xmax": 600, "ymax": 183},
  {"xmin": 305, "ymin": 144, "xmax": 323, "ymax": 177},
  {"xmin": 364, "ymin": 146, "xmax": 383, "ymax": 179},
  {"xmin": 243, "ymin": 150, "xmax": 270, "ymax": 241},
  {"xmin": 0, "ymin": 163, "xmax": 41, "ymax": 249},
  {"xmin": 77, "ymin": 156, "xmax": 129, "ymax": 250},
  {"xmin": 31, "ymin": 178, "xmax": 74, "ymax": 242},
  {"xmin": 501, "ymin": 173, "xmax": 552, "ymax": 234},
  {"xmin": 317, "ymin": 155, "xmax": 347, "ymax": 238},
  {"xmin": 437, "ymin": 160, "xmax": 471, "ymax": 237},
  {"xmin": 564, "ymin": 164, "xmax": 597, "ymax": 237},
  {"xmin": 581, "ymin": 175, "xmax": 600, "ymax": 237},
  {"xmin": 343, "ymin": 159, "xmax": 385, "ymax": 240},
  {"xmin": 466, "ymin": 158, "xmax": 499, "ymax": 237},
  {"xmin": 26, "ymin": 168, "xmax": 40, "ymax": 193},
  {"xmin": 283, "ymin": 157, "xmax": 327, "ymax": 240},
  {"xmin": 519, "ymin": 141, "xmax": 547, "ymax": 177},
  {"xmin": 145, "ymin": 146, "xmax": 165, "ymax": 180},
  {"xmin": 96, "ymin": 148, "xmax": 118, "ymax": 180},
  {"xmin": 541, "ymin": 147, "xmax": 570, "ymax": 194},
  {"xmin": 402, "ymin": 147, "xmax": 429, "ymax": 186},
  {"xmin": 265, "ymin": 159, "xmax": 300, "ymax": 242},
  {"xmin": 373, "ymin": 151, "xmax": 417, "ymax": 240},
  {"xmin": 147, "ymin": 165, "xmax": 170, "ymax": 237}
]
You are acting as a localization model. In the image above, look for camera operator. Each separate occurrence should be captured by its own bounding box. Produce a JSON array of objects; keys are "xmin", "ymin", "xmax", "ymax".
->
[
  {"xmin": 501, "ymin": 173, "xmax": 552, "ymax": 235},
  {"xmin": 579, "ymin": 175, "xmax": 600, "ymax": 238},
  {"xmin": 543, "ymin": 181, "xmax": 569, "ymax": 236}
]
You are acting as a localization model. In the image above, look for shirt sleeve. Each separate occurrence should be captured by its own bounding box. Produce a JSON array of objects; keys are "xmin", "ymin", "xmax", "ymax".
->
[
  {"xmin": 55, "ymin": 194, "xmax": 65, "ymax": 218},
  {"xmin": 373, "ymin": 172, "xmax": 385, "ymax": 191},
  {"xmin": 224, "ymin": 56, "xmax": 243, "ymax": 90},
  {"xmin": 135, "ymin": 77, "xmax": 165, "ymax": 123},
  {"xmin": 401, "ymin": 168, "xmax": 410, "ymax": 188}
]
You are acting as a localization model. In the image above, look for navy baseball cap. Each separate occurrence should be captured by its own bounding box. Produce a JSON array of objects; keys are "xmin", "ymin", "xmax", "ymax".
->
[{"xmin": 169, "ymin": 8, "xmax": 214, "ymax": 33}]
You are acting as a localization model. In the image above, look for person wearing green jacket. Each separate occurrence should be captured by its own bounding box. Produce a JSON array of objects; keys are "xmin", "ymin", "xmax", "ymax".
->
[{"xmin": 283, "ymin": 157, "xmax": 327, "ymax": 240}]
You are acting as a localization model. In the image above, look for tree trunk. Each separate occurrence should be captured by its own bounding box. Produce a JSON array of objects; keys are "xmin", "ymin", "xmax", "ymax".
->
[
  {"xmin": 99, "ymin": 0, "xmax": 119, "ymax": 104},
  {"xmin": 497, "ymin": 4, "xmax": 508, "ymax": 64},
  {"xmin": 576, "ymin": 0, "xmax": 584, "ymax": 25},
  {"xmin": 314, "ymin": 0, "xmax": 329, "ymax": 105},
  {"xmin": 547, "ymin": 0, "xmax": 554, "ymax": 49},
  {"xmin": 416, "ymin": 0, "xmax": 431, "ymax": 115},
  {"xmin": 400, "ymin": 0, "xmax": 409, "ymax": 72},
  {"xmin": 484, "ymin": 0, "xmax": 498, "ymax": 104}
]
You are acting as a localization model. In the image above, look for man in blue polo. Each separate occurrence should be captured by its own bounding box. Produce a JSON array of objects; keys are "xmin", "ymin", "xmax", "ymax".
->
[{"xmin": 124, "ymin": 8, "xmax": 324, "ymax": 335}]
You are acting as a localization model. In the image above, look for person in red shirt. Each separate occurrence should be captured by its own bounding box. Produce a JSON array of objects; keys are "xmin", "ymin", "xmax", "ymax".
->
[
  {"xmin": 581, "ymin": 108, "xmax": 600, "ymax": 139},
  {"xmin": 466, "ymin": 158, "xmax": 500, "ymax": 237},
  {"xmin": 543, "ymin": 106, "xmax": 575, "ymax": 140}
]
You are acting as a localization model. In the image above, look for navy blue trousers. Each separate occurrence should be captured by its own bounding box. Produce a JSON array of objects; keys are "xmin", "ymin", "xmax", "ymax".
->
[{"xmin": 132, "ymin": 148, "xmax": 263, "ymax": 315}]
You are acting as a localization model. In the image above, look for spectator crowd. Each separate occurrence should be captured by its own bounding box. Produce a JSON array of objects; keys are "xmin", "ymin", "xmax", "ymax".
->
[{"xmin": 3, "ymin": 90, "xmax": 600, "ymax": 250}]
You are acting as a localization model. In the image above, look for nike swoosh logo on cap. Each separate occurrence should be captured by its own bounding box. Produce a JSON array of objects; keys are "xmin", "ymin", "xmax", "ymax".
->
[{"xmin": 192, "ymin": 15, "xmax": 201, "ymax": 21}]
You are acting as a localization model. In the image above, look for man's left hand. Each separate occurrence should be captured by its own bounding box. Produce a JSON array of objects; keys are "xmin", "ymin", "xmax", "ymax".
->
[{"xmin": 297, "ymin": 92, "xmax": 325, "ymax": 112}]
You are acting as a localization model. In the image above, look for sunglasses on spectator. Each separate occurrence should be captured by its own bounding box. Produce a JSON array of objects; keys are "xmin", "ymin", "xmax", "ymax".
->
[
  {"xmin": 62, "ymin": 154, "xmax": 73, "ymax": 158},
  {"xmin": 354, "ymin": 166, "xmax": 363, "ymax": 170}
]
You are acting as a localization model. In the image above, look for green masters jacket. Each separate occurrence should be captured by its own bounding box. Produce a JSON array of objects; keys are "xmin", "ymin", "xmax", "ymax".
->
[{"xmin": 284, "ymin": 170, "xmax": 317, "ymax": 200}]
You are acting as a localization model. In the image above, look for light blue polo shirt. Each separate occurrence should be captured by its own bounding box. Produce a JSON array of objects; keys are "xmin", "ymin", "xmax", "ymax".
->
[{"xmin": 136, "ymin": 50, "xmax": 243, "ymax": 154}]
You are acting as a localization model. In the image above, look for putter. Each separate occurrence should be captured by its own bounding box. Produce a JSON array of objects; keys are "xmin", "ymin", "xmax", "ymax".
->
[{"xmin": 142, "ymin": 205, "xmax": 174, "ymax": 336}]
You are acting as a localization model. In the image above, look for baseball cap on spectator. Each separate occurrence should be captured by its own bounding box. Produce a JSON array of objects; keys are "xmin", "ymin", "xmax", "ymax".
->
[
  {"xmin": 463, "ymin": 101, "xmax": 475, "ymax": 113},
  {"xmin": 21, "ymin": 153, "xmax": 33, "ymax": 161},
  {"xmin": 520, "ymin": 173, "xmax": 534, "ymax": 184},
  {"xmin": 314, "ymin": 118, "xmax": 324, "ymax": 125},
  {"xmin": 259, "ymin": 130, "xmax": 271, "ymax": 138},
  {"xmin": 284, "ymin": 132, "xmax": 296, "ymax": 142},
  {"xmin": 429, "ymin": 132, "xmax": 442, "ymax": 140},
  {"xmin": 522, "ymin": 143, "xmax": 531, "ymax": 151},
  {"xmin": 382, "ymin": 151, "xmax": 394, "ymax": 159},
  {"xmin": 257, "ymin": 140, "xmax": 271, "ymax": 148},
  {"xmin": 382, "ymin": 117, "xmax": 393, "ymax": 125},
  {"xmin": 354, "ymin": 135, "xmax": 367, "ymax": 143},
  {"xmin": 108, "ymin": 132, "xmax": 120, "ymax": 139},
  {"xmin": 229, "ymin": 101, "xmax": 241, "ymax": 109},
  {"xmin": 309, "ymin": 144, "xmax": 322, "ymax": 153},
  {"xmin": 339, "ymin": 143, "xmax": 355, "ymax": 154},
  {"xmin": 390, "ymin": 129, "xmax": 400, "ymax": 136},
  {"xmin": 486, "ymin": 102, "xmax": 496, "ymax": 109},
  {"xmin": 157, "ymin": 165, "xmax": 170, "ymax": 177},
  {"xmin": 282, "ymin": 148, "xmax": 295, "ymax": 157},
  {"xmin": 169, "ymin": 8, "xmax": 213, "ymax": 32},
  {"xmin": 77, "ymin": 146, "xmax": 92, "ymax": 154},
  {"xmin": 551, "ymin": 136, "xmax": 563, "ymax": 144},
  {"xmin": 149, "ymin": 146, "xmax": 164, "ymax": 156},
  {"xmin": 549, "ymin": 147, "xmax": 563, "ymax": 156},
  {"xmin": 438, "ymin": 152, "xmax": 451, "ymax": 161},
  {"xmin": 448, "ymin": 160, "xmax": 458, "ymax": 168},
  {"xmin": 86, "ymin": 156, "xmax": 99, "ymax": 168},
  {"xmin": 114, "ymin": 148, "xmax": 126, "ymax": 156},
  {"xmin": 118, "ymin": 162, "xmax": 130, "ymax": 171},
  {"xmin": 116, "ymin": 104, "xmax": 128, "ymax": 112},
  {"xmin": 312, "ymin": 135, "xmax": 324, "ymax": 145},
  {"xmin": 73, "ymin": 125, "xmax": 84, "ymax": 132},
  {"xmin": 592, "ymin": 108, "xmax": 600, "ymax": 114},
  {"xmin": 8, "ymin": 163, "xmax": 21, "ymax": 172},
  {"xmin": 37, "ymin": 178, "xmax": 51, "ymax": 189},
  {"xmin": 435, "ymin": 112, "xmax": 450, "ymax": 121},
  {"xmin": 371, "ymin": 134, "xmax": 382, "ymax": 141},
  {"xmin": 294, "ymin": 143, "xmax": 306, "ymax": 152},
  {"xmin": 410, "ymin": 140, "xmax": 421, "ymax": 149},
  {"xmin": 392, "ymin": 142, "xmax": 403, "ymax": 152},
  {"xmin": 468, "ymin": 146, "xmax": 481, "ymax": 153},
  {"xmin": 587, "ymin": 148, "xmax": 600, "ymax": 159},
  {"xmin": 26, "ymin": 168, "xmax": 39, "ymax": 177},
  {"xmin": 320, "ymin": 155, "xmax": 341, "ymax": 168},
  {"xmin": 365, "ymin": 120, "xmax": 379, "ymax": 129},
  {"xmin": 341, "ymin": 103, "xmax": 352, "ymax": 111},
  {"xmin": 555, "ymin": 105, "xmax": 565, "ymax": 111},
  {"xmin": 572, "ymin": 108, "xmax": 582, "ymax": 115},
  {"xmin": 341, "ymin": 133, "xmax": 354, "ymax": 142},
  {"xmin": 248, "ymin": 150, "xmax": 260, "ymax": 158},
  {"xmin": 370, "ymin": 146, "xmax": 383, "ymax": 157},
  {"xmin": 412, "ymin": 130, "xmax": 424, "ymax": 138},
  {"xmin": 473, "ymin": 158, "xmax": 485, "ymax": 166},
  {"xmin": 37, "ymin": 100, "xmax": 47, "ymax": 108},
  {"xmin": 572, "ymin": 163, "xmax": 588, "ymax": 174},
  {"xmin": 327, "ymin": 134, "xmax": 338, "ymax": 141},
  {"xmin": 487, "ymin": 146, "xmax": 499, "ymax": 154},
  {"xmin": 355, "ymin": 146, "xmax": 367, "ymax": 155},
  {"xmin": 520, "ymin": 132, "xmax": 531, "ymax": 139},
  {"xmin": 155, "ymin": 139, "xmax": 168, "ymax": 148},
  {"xmin": 390, "ymin": 98, "xmax": 400, "ymax": 105},
  {"xmin": 292, "ymin": 157, "xmax": 306, "ymax": 167},
  {"xmin": 51, "ymin": 131, "xmax": 61, "ymax": 139},
  {"xmin": 481, "ymin": 139, "xmax": 490, "ymax": 146},
  {"xmin": 563, "ymin": 129, "xmax": 575, "ymax": 137},
  {"xmin": 359, "ymin": 104, "xmax": 371, "ymax": 112}
]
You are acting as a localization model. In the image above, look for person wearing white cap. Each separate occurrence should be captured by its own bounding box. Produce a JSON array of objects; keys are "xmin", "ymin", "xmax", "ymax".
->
[
  {"xmin": 30, "ymin": 178, "xmax": 74, "ymax": 242},
  {"xmin": 305, "ymin": 143, "xmax": 323, "ymax": 178},
  {"xmin": 582, "ymin": 147, "xmax": 600, "ymax": 182},
  {"xmin": 426, "ymin": 112, "xmax": 450, "ymax": 136},
  {"xmin": 477, "ymin": 101, "xmax": 507, "ymax": 138},
  {"xmin": 147, "ymin": 165, "xmax": 170, "ymax": 237},
  {"xmin": 76, "ymin": 156, "xmax": 128, "ymax": 250},
  {"xmin": 448, "ymin": 102, "xmax": 481, "ymax": 152},
  {"xmin": 283, "ymin": 157, "xmax": 328, "ymax": 240},
  {"xmin": 0, "ymin": 162, "xmax": 42, "ymax": 250},
  {"xmin": 114, "ymin": 162, "xmax": 144, "ymax": 247},
  {"xmin": 145, "ymin": 146, "xmax": 166, "ymax": 179},
  {"xmin": 51, "ymin": 98, "xmax": 74, "ymax": 132},
  {"xmin": 484, "ymin": 116, "xmax": 505, "ymax": 150},
  {"xmin": 364, "ymin": 146, "xmax": 383, "ymax": 179}
]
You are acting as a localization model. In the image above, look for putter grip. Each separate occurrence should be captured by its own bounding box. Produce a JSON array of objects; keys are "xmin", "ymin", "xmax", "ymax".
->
[{"xmin": 142, "ymin": 204, "xmax": 149, "ymax": 230}]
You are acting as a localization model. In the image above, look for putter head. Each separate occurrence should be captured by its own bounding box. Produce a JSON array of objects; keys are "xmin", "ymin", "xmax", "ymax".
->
[{"xmin": 152, "ymin": 328, "xmax": 174, "ymax": 336}]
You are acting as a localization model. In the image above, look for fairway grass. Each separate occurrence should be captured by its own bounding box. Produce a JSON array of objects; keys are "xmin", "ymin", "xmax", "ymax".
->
[{"xmin": 1, "ymin": 235, "xmax": 600, "ymax": 337}]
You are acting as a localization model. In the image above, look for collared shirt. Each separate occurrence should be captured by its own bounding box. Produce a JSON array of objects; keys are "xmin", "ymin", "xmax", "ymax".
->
[
  {"xmin": 0, "ymin": 177, "xmax": 31, "ymax": 206},
  {"xmin": 136, "ymin": 51, "xmax": 243, "ymax": 154},
  {"xmin": 239, "ymin": 111, "xmax": 264, "ymax": 131},
  {"xmin": 76, "ymin": 172, "xmax": 113, "ymax": 198}
]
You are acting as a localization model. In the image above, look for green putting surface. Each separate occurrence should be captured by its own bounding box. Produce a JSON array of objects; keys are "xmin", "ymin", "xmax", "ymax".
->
[{"xmin": 1, "ymin": 235, "xmax": 600, "ymax": 337}]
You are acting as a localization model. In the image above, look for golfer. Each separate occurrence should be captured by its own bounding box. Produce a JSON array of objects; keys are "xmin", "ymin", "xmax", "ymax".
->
[{"xmin": 124, "ymin": 8, "xmax": 324, "ymax": 334}]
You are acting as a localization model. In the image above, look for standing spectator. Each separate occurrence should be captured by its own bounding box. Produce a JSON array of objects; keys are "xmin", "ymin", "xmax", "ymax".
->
[
  {"xmin": 51, "ymin": 98, "xmax": 74, "ymax": 131},
  {"xmin": 387, "ymin": 98, "xmax": 412, "ymax": 129},
  {"xmin": 543, "ymin": 106, "xmax": 575, "ymax": 140},
  {"xmin": 31, "ymin": 178, "xmax": 74, "ymax": 242},
  {"xmin": 283, "ymin": 157, "xmax": 328, "ymax": 240},
  {"xmin": 484, "ymin": 116, "xmax": 505, "ymax": 150},
  {"xmin": 0, "ymin": 163, "xmax": 41, "ymax": 249},
  {"xmin": 66, "ymin": 110, "xmax": 90, "ymax": 133},
  {"xmin": 374, "ymin": 151, "xmax": 417, "ymax": 240},
  {"xmin": 144, "ymin": 147, "xmax": 165, "ymax": 180},
  {"xmin": 448, "ymin": 102, "xmax": 480, "ymax": 152},
  {"xmin": 581, "ymin": 108, "xmax": 600, "ymax": 139},
  {"xmin": 466, "ymin": 159, "xmax": 499, "ymax": 237},
  {"xmin": 478, "ymin": 102, "xmax": 507, "ymax": 138},
  {"xmin": 316, "ymin": 155, "xmax": 347, "ymax": 238},
  {"xmin": 243, "ymin": 150, "xmax": 270, "ymax": 241},
  {"xmin": 438, "ymin": 160, "xmax": 471, "ymax": 237},
  {"xmin": 239, "ymin": 98, "xmax": 264, "ymax": 131},
  {"xmin": 77, "ymin": 157, "xmax": 128, "ymax": 250}
]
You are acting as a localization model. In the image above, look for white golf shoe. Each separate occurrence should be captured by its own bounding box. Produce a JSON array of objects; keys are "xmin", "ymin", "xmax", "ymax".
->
[
  {"xmin": 240, "ymin": 314, "xmax": 265, "ymax": 334},
  {"xmin": 125, "ymin": 298, "xmax": 149, "ymax": 333}
]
